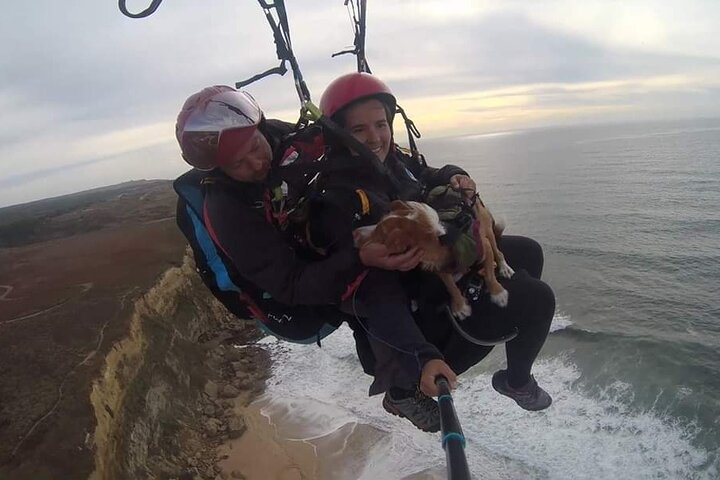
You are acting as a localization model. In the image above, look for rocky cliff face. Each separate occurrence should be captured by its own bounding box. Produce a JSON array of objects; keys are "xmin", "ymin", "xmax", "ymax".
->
[{"xmin": 89, "ymin": 254, "xmax": 268, "ymax": 480}]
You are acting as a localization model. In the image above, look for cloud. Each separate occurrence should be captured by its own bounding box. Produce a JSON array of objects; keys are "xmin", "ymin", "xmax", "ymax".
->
[
  {"xmin": 394, "ymin": 72, "xmax": 720, "ymax": 137},
  {"xmin": 65, "ymin": 121, "xmax": 174, "ymax": 161},
  {"xmin": 520, "ymin": 0, "xmax": 720, "ymax": 58},
  {"xmin": 2, "ymin": 0, "xmax": 720, "ymax": 206},
  {"xmin": 0, "ymin": 141, "xmax": 184, "ymax": 208},
  {"xmin": 0, "ymin": 157, "xmax": 115, "ymax": 190},
  {"xmin": 0, "ymin": 116, "xmax": 175, "ymax": 171},
  {"xmin": 369, "ymin": 11, "xmax": 720, "ymax": 99}
]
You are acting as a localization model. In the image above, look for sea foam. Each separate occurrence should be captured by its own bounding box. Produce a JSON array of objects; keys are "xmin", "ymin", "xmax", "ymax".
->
[{"xmin": 256, "ymin": 325, "xmax": 713, "ymax": 479}]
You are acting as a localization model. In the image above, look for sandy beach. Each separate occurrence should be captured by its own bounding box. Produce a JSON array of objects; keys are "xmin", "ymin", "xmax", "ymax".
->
[{"xmin": 217, "ymin": 401, "xmax": 318, "ymax": 480}]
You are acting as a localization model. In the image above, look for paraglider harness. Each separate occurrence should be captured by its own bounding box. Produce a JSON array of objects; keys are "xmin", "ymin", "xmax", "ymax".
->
[
  {"xmin": 174, "ymin": 168, "xmax": 346, "ymax": 345},
  {"xmin": 173, "ymin": 140, "xmax": 380, "ymax": 345}
]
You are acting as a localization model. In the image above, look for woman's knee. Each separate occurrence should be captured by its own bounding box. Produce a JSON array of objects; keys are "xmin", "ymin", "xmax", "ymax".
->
[
  {"xmin": 521, "ymin": 236, "xmax": 544, "ymax": 265},
  {"xmin": 537, "ymin": 280, "xmax": 555, "ymax": 316},
  {"xmin": 524, "ymin": 279, "xmax": 555, "ymax": 330},
  {"xmin": 503, "ymin": 275, "xmax": 555, "ymax": 328},
  {"xmin": 501, "ymin": 235, "xmax": 544, "ymax": 278}
]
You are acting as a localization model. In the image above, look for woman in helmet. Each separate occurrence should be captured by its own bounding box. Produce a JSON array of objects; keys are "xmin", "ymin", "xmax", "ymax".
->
[{"xmin": 312, "ymin": 73, "xmax": 556, "ymax": 418}]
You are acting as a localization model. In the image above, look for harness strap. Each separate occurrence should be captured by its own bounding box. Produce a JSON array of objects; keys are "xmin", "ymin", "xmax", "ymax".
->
[
  {"xmin": 237, "ymin": 0, "xmax": 311, "ymax": 105},
  {"xmin": 396, "ymin": 105, "xmax": 423, "ymax": 165},
  {"xmin": 355, "ymin": 189, "xmax": 370, "ymax": 216},
  {"xmin": 471, "ymin": 219, "xmax": 485, "ymax": 260},
  {"xmin": 341, "ymin": 270, "xmax": 369, "ymax": 302},
  {"xmin": 342, "ymin": 188, "xmax": 373, "ymax": 299},
  {"xmin": 202, "ymin": 196, "xmax": 270, "ymax": 323},
  {"xmin": 332, "ymin": 0, "xmax": 371, "ymax": 74},
  {"xmin": 263, "ymin": 190, "xmax": 273, "ymax": 224}
]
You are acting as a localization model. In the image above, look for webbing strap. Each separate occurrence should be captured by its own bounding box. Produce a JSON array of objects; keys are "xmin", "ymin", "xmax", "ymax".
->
[
  {"xmin": 186, "ymin": 204, "xmax": 240, "ymax": 294},
  {"xmin": 332, "ymin": 0, "xmax": 371, "ymax": 73},
  {"xmin": 201, "ymin": 197, "xmax": 271, "ymax": 323},
  {"xmin": 355, "ymin": 189, "xmax": 370, "ymax": 215},
  {"xmin": 238, "ymin": 1, "xmax": 311, "ymax": 105}
]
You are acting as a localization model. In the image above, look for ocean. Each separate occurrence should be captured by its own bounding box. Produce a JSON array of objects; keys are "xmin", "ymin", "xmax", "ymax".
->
[{"xmin": 253, "ymin": 118, "xmax": 720, "ymax": 479}]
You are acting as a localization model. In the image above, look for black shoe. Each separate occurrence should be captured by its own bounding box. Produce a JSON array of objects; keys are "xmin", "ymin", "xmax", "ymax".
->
[
  {"xmin": 382, "ymin": 388, "xmax": 441, "ymax": 433},
  {"xmin": 492, "ymin": 370, "xmax": 552, "ymax": 411}
]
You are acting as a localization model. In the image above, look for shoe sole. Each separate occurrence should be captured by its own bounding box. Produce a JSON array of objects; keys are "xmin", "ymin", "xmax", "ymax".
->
[{"xmin": 382, "ymin": 398, "xmax": 440, "ymax": 433}]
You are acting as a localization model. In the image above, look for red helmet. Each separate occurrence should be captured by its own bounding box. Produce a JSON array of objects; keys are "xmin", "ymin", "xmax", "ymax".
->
[
  {"xmin": 319, "ymin": 72, "xmax": 397, "ymax": 120},
  {"xmin": 176, "ymin": 85, "xmax": 263, "ymax": 170}
]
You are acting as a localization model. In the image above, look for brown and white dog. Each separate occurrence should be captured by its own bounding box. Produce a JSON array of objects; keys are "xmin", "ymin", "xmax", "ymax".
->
[{"xmin": 355, "ymin": 198, "xmax": 514, "ymax": 319}]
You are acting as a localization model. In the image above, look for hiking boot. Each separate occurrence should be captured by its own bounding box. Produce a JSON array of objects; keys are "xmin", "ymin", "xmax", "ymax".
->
[
  {"xmin": 492, "ymin": 370, "xmax": 552, "ymax": 411},
  {"xmin": 382, "ymin": 388, "xmax": 441, "ymax": 433}
]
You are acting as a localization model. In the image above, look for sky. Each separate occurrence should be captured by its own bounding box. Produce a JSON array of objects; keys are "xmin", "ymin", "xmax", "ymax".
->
[{"xmin": 1, "ymin": 0, "xmax": 719, "ymax": 207}]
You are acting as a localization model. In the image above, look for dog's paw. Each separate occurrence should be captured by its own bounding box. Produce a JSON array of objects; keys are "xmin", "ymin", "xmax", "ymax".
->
[
  {"xmin": 490, "ymin": 289, "xmax": 509, "ymax": 307},
  {"xmin": 451, "ymin": 300, "xmax": 472, "ymax": 320},
  {"xmin": 498, "ymin": 261, "xmax": 515, "ymax": 279}
]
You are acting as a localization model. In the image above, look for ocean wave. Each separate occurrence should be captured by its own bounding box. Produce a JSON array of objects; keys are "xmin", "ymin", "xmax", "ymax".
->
[
  {"xmin": 256, "ymin": 327, "xmax": 716, "ymax": 479},
  {"xmin": 549, "ymin": 310, "xmax": 572, "ymax": 333}
]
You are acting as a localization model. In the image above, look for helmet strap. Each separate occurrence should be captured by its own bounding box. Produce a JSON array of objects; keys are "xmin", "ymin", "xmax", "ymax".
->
[{"xmin": 396, "ymin": 104, "xmax": 425, "ymax": 166}]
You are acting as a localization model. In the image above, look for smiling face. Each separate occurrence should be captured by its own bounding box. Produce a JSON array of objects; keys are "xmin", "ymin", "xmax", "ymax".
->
[
  {"xmin": 341, "ymin": 98, "xmax": 392, "ymax": 162},
  {"xmin": 218, "ymin": 129, "xmax": 272, "ymax": 183}
]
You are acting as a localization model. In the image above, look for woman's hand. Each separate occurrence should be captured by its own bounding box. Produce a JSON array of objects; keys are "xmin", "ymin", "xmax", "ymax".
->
[
  {"xmin": 450, "ymin": 174, "xmax": 477, "ymax": 200},
  {"xmin": 419, "ymin": 359, "xmax": 458, "ymax": 397},
  {"xmin": 358, "ymin": 242, "xmax": 423, "ymax": 271}
]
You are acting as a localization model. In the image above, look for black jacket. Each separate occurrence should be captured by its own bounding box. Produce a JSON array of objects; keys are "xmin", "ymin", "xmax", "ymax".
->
[
  {"xmin": 202, "ymin": 120, "xmax": 366, "ymax": 306},
  {"xmin": 307, "ymin": 145, "xmax": 468, "ymax": 374},
  {"xmin": 308, "ymin": 146, "xmax": 467, "ymax": 254}
]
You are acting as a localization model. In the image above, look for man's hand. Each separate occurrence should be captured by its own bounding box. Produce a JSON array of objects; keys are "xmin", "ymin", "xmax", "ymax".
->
[
  {"xmin": 419, "ymin": 359, "xmax": 457, "ymax": 397},
  {"xmin": 450, "ymin": 174, "xmax": 477, "ymax": 200},
  {"xmin": 358, "ymin": 242, "xmax": 423, "ymax": 271}
]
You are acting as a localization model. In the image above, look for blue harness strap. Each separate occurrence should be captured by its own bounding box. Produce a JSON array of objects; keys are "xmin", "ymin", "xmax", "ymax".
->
[
  {"xmin": 185, "ymin": 204, "xmax": 241, "ymax": 293},
  {"xmin": 176, "ymin": 174, "xmax": 242, "ymax": 294}
]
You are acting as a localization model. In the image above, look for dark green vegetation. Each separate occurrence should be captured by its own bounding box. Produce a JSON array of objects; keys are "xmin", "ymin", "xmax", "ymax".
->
[{"xmin": 0, "ymin": 180, "xmax": 176, "ymax": 248}]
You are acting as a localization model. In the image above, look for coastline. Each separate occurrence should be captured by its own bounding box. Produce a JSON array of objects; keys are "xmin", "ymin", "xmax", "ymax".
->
[
  {"xmin": 202, "ymin": 340, "xmax": 320, "ymax": 480},
  {"xmin": 216, "ymin": 402, "xmax": 318, "ymax": 480}
]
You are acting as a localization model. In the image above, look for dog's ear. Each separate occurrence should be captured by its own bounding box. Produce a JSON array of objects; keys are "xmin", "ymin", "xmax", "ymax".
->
[
  {"xmin": 372, "ymin": 216, "xmax": 411, "ymax": 245},
  {"xmin": 380, "ymin": 217, "xmax": 421, "ymax": 253},
  {"xmin": 352, "ymin": 225, "xmax": 377, "ymax": 247},
  {"xmin": 384, "ymin": 227, "xmax": 414, "ymax": 254}
]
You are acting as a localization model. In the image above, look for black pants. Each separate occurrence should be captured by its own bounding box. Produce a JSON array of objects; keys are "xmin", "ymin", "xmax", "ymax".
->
[
  {"xmin": 344, "ymin": 268, "xmax": 443, "ymax": 395},
  {"xmin": 413, "ymin": 235, "xmax": 555, "ymax": 388},
  {"xmin": 347, "ymin": 235, "xmax": 555, "ymax": 392}
]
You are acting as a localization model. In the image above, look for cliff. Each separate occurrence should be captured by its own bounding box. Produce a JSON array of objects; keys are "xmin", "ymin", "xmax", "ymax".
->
[
  {"xmin": 89, "ymin": 253, "xmax": 269, "ymax": 480},
  {"xmin": 0, "ymin": 181, "xmax": 269, "ymax": 480}
]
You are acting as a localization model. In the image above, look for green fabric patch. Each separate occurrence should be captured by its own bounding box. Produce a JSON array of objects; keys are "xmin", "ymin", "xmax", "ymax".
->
[
  {"xmin": 452, "ymin": 231, "xmax": 478, "ymax": 271},
  {"xmin": 425, "ymin": 185, "xmax": 478, "ymax": 270},
  {"xmin": 426, "ymin": 185, "xmax": 464, "ymax": 222}
]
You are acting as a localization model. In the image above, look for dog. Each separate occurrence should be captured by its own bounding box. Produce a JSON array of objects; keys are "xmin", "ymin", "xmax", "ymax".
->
[{"xmin": 354, "ymin": 197, "xmax": 514, "ymax": 319}]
